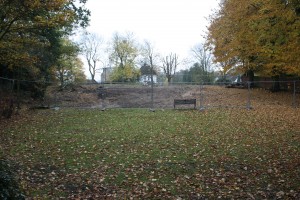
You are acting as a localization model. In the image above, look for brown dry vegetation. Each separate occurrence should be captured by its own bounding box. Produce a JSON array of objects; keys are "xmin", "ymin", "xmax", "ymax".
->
[{"xmin": 44, "ymin": 84, "xmax": 299, "ymax": 109}]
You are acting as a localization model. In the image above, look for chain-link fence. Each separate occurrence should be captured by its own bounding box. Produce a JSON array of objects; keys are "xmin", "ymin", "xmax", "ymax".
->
[
  {"xmin": 1, "ymin": 77, "xmax": 299, "ymax": 119},
  {"xmin": 45, "ymin": 80, "xmax": 300, "ymax": 110},
  {"xmin": 199, "ymin": 81, "xmax": 300, "ymax": 110},
  {"xmin": 0, "ymin": 77, "xmax": 53, "ymax": 118},
  {"xmin": 46, "ymin": 83, "xmax": 202, "ymax": 109}
]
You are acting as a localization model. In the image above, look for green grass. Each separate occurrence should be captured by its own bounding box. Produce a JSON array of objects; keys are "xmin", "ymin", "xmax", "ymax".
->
[{"xmin": 1, "ymin": 108, "xmax": 300, "ymax": 199}]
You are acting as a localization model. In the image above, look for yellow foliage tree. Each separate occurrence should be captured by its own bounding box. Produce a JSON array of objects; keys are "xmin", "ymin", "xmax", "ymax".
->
[
  {"xmin": 207, "ymin": 0, "xmax": 300, "ymax": 78},
  {"xmin": 108, "ymin": 32, "xmax": 140, "ymax": 82}
]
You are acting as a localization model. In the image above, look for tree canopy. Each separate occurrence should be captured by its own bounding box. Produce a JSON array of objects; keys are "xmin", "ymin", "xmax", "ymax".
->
[
  {"xmin": 0, "ymin": 0, "xmax": 90, "ymax": 83},
  {"xmin": 108, "ymin": 32, "xmax": 140, "ymax": 82},
  {"xmin": 56, "ymin": 38, "xmax": 85, "ymax": 88},
  {"xmin": 207, "ymin": 0, "xmax": 300, "ymax": 77}
]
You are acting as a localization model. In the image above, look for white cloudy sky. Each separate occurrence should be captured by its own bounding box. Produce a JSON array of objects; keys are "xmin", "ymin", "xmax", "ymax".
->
[{"xmin": 83, "ymin": 0, "xmax": 220, "ymax": 58}]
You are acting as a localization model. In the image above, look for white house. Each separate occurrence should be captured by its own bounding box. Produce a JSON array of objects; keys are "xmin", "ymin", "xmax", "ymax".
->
[{"xmin": 139, "ymin": 63, "xmax": 157, "ymax": 85}]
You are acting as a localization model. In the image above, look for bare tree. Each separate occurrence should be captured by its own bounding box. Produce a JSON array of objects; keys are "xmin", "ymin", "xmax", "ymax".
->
[
  {"xmin": 191, "ymin": 43, "xmax": 213, "ymax": 73},
  {"xmin": 141, "ymin": 40, "xmax": 161, "ymax": 109},
  {"xmin": 81, "ymin": 32, "xmax": 104, "ymax": 83},
  {"xmin": 141, "ymin": 40, "xmax": 161, "ymax": 75},
  {"xmin": 190, "ymin": 44, "xmax": 215, "ymax": 83},
  {"xmin": 162, "ymin": 53, "xmax": 179, "ymax": 84}
]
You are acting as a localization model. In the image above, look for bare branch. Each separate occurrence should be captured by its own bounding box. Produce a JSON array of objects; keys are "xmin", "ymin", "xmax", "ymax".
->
[
  {"xmin": 80, "ymin": 32, "xmax": 104, "ymax": 82},
  {"xmin": 162, "ymin": 53, "xmax": 179, "ymax": 84}
]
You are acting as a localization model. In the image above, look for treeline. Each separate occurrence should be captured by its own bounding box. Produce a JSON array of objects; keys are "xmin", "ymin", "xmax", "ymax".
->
[
  {"xmin": 80, "ymin": 32, "xmax": 215, "ymax": 85},
  {"xmin": 173, "ymin": 63, "xmax": 215, "ymax": 83},
  {"xmin": 207, "ymin": 0, "xmax": 300, "ymax": 83},
  {"xmin": 0, "ymin": 0, "xmax": 90, "ymax": 97}
]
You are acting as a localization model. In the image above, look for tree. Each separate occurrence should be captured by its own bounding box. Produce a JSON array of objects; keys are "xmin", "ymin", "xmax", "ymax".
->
[
  {"xmin": 80, "ymin": 32, "xmax": 104, "ymax": 82},
  {"xmin": 162, "ymin": 53, "xmax": 179, "ymax": 84},
  {"xmin": 191, "ymin": 44, "xmax": 214, "ymax": 82},
  {"xmin": 0, "ymin": 0, "xmax": 90, "ymax": 95},
  {"xmin": 172, "ymin": 69, "xmax": 189, "ymax": 83},
  {"xmin": 207, "ymin": 0, "xmax": 300, "ymax": 82},
  {"xmin": 72, "ymin": 58, "xmax": 86, "ymax": 84},
  {"xmin": 141, "ymin": 40, "xmax": 160, "ymax": 73},
  {"xmin": 140, "ymin": 41, "xmax": 161, "ymax": 108},
  {"xmin": 207, "ymin": 0, "xmax": 260, "ymax": 79},
  {"xmin": 0, "ymin": 0, "xmax": 90, "ymax": 111},
  {"xmin": 108, "ymin": 32, "xmax": 140, "ymax": 82},
  {"xmin": 56, "ymin": 38, "xmax": 86, "ymax": 88},
  {"xmin": 172, "ymin": 62, "xmax": 215, "ymax": 84}
]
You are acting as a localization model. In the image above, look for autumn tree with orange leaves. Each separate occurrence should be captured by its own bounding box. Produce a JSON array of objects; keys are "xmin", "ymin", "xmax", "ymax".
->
[{"xmin": 207, "ymin": 0, "xmax": 300, "ymax": 83}]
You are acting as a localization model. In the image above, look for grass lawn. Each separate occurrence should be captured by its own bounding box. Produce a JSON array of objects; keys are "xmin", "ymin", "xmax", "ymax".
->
[{"xmin": 1, "ymin": 107, "xmax": 300, "ymax": 199}]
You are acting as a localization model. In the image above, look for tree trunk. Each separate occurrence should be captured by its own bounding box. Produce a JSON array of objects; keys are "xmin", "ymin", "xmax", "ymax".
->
[
  {"xmin": 271, "ymin": 75, "xmax": 280, "ymax": 92},
  {"xmin": 59, "ymin": 70, "xmax": 64, "ymax": 89},
  {"xmin": 247, "ymin": 69, "xmax": 254, "ymax": 82},
  {"xmin": 91, "ymin": 74, "xmax": 95, "ymax": 83},
  {"xmin": 247, "ymin": 69, "xmax": 254, "ymax": 87},
  {"xmin": 167, "ymin": 76, "xmax": 172, "ymax": 85}
]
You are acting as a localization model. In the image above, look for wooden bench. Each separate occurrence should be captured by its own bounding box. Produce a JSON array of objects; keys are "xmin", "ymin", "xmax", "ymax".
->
[{"xmin": 174, "ymin": 99, "xmax": 196, "ymax": 109}]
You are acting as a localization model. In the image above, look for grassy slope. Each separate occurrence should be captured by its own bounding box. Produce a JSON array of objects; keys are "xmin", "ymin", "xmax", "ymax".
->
[{"xmin": 1, "ymin": 108, "xmax": 300, "ymax": 199}]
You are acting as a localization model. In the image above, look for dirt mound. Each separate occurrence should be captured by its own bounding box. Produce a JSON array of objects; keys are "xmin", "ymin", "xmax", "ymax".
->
[{"xmin": 44, "ymin": 84, "xmax": 298, "ymax": 109}]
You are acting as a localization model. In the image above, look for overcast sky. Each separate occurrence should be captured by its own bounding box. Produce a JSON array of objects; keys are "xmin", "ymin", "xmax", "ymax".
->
[{"xmin": 83, "ymin": 0, "xmax": 220, "ymax": 58}]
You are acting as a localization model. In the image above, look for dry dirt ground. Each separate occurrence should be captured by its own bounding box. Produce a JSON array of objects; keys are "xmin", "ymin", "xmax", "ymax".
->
[{"xmin": 44, "ymin": 84, "xmax": 299, "ymax": 110}]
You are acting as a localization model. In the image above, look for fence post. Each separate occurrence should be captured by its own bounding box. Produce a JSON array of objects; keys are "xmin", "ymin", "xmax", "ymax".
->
[
  {"xmin": 293, "ymin": 81, "xmax": 296, "ymax": 108},
  {"xmin": 246, "ymin": 81, "xmax": 252, "ymax": 110},
  {"xmin": 101, "ymin": 88, "xmax": 106, "ymax": 111},
  {"xmin": 54, "ymin": 87, "xmax": 58, "ymax": 108},
  {"xmin": 199, "ymin": 83, "xmax": 205, "ymax": 111},
  {"xmin": 151, "ymin": 73, "xmax": 154, "ymax": 110}
]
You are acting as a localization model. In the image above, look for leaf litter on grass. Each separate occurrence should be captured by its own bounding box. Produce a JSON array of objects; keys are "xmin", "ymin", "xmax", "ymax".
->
[{"xmin": 0, "ymin": 106, "xmax": 299, "ymax": 199}]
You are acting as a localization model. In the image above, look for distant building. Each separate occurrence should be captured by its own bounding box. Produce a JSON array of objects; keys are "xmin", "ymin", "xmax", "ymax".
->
[
  {"xmin": 101, "ymin": 67, "xmax": 112, "ymax": 83},
  {"xmin": 139, "ymin": 63, "xmax": 158, "ymax": 85}
]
